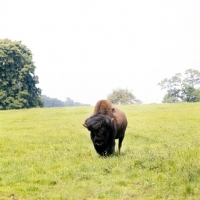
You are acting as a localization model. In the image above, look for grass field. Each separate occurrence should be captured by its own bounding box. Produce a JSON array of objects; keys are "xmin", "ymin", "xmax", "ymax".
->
[{"xmin": 0, "ymin": 103, "xmax": 200, "ymax": 199}]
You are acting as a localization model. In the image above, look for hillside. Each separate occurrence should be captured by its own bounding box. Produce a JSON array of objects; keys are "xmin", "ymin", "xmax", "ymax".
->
[{"xmin": 0, "ymin": 103, "xmax": 200, "ymax": 199}]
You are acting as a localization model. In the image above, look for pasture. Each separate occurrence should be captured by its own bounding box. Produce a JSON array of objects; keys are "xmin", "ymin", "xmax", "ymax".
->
[{"xmin": 0, "ymin": 103, "xmax": 200, "ymax": 199}]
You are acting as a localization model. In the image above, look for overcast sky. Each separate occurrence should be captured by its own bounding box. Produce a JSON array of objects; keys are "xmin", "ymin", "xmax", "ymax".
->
[{"xmin": 1, "ymin": 0, "xmax": 200, "ymax": 105}]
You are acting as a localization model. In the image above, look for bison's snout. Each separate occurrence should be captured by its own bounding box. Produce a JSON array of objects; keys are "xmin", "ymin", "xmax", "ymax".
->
[
  {"xmin": 94, "ymin": 139, "xmax": 104, "ymax": 147},
  {"xmin": 95, "ymin": 142, "xmax": 104, "ymax": 146}
]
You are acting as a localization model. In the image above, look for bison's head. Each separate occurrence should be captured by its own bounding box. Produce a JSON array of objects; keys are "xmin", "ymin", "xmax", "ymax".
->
[{"xmin": 83, "ymin": 114, "xmax": 114, "ymax": 156}]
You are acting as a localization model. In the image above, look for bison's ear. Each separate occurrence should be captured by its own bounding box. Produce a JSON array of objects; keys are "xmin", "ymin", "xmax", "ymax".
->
[
  {"xmin": 83, "ymin": 123, "xmax": 87, "ymax": 128},
  {"xmin": 111, "ymin": 118, "xmax": 115, "ymax": 124}
]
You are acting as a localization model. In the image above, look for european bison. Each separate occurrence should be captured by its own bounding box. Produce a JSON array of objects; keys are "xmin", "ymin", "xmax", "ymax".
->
[{"xmin": 83, "ymin": 100, "xmax": 127, "ymax": 156}]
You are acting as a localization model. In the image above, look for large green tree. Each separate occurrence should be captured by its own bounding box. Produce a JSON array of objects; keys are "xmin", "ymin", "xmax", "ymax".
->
[
  {"xmin": 107, "ymin": 88, "xmax": 142, "ymax": 104},
  {"xmin": 0, "ymin": 39, "xmax": 43, "ymax": 109},
  {"xmin": 158, "ymin": 69, "xmax": 200, "ymax": 103}
]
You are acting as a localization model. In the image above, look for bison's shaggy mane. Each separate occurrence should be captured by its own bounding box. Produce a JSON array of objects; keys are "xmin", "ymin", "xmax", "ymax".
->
[{"xmin": 85, "ymin": 114, "xmax": 113, "ymax": 131}]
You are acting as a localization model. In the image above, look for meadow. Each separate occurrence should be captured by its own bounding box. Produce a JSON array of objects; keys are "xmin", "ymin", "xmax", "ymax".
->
[{"xmin": 0, "ymin": 103, "xmax": 200, "ymax": 200}]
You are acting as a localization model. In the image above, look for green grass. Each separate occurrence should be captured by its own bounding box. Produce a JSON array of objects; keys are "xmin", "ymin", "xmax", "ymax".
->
[{"xmin": 0, "ymin": 103, "xmax": 200, "ymax": 199}]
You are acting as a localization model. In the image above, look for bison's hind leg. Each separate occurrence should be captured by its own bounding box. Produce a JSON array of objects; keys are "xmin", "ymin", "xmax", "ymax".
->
[{"xmin": 118, "ymin": 136, "xmax": 124, "ymax": 155}]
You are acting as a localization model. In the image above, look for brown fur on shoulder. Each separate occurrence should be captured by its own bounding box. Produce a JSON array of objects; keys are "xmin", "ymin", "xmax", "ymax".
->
[{"xmin": 93, "ymin": 100, "xmax": 115, "ymax": 118}]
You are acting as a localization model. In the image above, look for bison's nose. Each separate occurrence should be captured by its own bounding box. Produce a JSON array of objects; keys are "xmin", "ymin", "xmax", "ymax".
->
[
  {"xmin": 95, "ymin": 142, "xmax": 103, "ymax": 146},
  {"xmin": 95, "ymin": 141, "xmax": 103, "ymax": 146}
]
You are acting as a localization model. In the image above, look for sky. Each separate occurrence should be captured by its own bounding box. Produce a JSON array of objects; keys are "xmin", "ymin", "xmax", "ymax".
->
[{"xmin": 1, "ymin": 0, "xmax": 200, "ymax": 105}]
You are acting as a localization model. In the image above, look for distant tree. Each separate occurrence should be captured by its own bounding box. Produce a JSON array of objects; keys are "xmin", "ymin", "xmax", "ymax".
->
[
  {"xmin": 64, "ymin": 97, "xmax": 90, "ymax": 106},
  {"xmin": 41, "ymin": 95, "xmax": 90, "ymax": 107},
  {"xmin": 0, "ymin": 39, "xmax": 43, "ymax": 109},
  {"xmin": 41, "ymin": 95, "xmax": 65, "ymax": 107},
  {"xmin": 158, "ymin": 69, "xmax": 200, "ymax": 103},
  {"xmin": 73, "ymin": 102, "xmax": 82, "ymax": 106},
  {"xmin": 107, "ymin": 88, "xmax": 142, "ymax": 105},
  {"xmin": 65, "ymin": 97, "xmax": 74, "ymax": 106}
]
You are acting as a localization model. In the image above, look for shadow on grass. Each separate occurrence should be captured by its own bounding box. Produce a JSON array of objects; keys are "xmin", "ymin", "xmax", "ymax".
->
[{"xmin": 97, "ymin": 151, "xmax": 125, "ymax": 159}]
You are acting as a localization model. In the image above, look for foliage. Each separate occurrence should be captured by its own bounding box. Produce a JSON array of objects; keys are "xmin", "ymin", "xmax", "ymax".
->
[
  {"xmin": 0, "ymin": 39, "xmax": 43, "ymax": 110},
  {"xmin": 41, "ymin": 95, "xmax": 90, "ymax": 107},
  {"xmin": 107, "ymin": 88, "xmax": 142, "ymax": 104},
  {"xmin": 1, "ymin": 103, "xmax": 200, "ymax": 199},
  {"xmin": 41, "ymin": 95, "xmax": 65, "ymax": 107},
  {"xmin": 158, "ymin": 69, "xmax": 200, "ymax": 103}
]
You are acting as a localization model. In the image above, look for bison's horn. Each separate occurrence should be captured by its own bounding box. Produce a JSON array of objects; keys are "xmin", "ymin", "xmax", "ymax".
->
[{"xmin": 83, "ymin": 123, "xmax": 87, "ymax": 128}]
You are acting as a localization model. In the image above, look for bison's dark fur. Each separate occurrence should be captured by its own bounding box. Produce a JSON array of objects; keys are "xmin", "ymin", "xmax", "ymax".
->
[{"xmin": 83, "ymin": 100, "xmax": 127, "ymax": 156}]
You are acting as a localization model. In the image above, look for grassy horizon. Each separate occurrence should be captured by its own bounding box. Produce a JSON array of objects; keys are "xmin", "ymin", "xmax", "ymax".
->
[{"xmin": 0, "ymin": 103, "xmax": 200, "ymax": 199}]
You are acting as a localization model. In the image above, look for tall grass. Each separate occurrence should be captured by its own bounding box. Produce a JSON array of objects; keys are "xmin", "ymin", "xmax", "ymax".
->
[{"xmin": 0, "ymin": 103, "xmax": 200, "ymax": 199}]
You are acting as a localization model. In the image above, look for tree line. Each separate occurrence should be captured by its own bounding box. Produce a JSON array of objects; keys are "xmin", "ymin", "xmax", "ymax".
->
[
  {"xmin": 41, "ymin": 95, "xmax": 90, "ymax": 107},
  {"xmin": 1, "ymin": 39, "xmax": 200, "ymax": 110}
]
